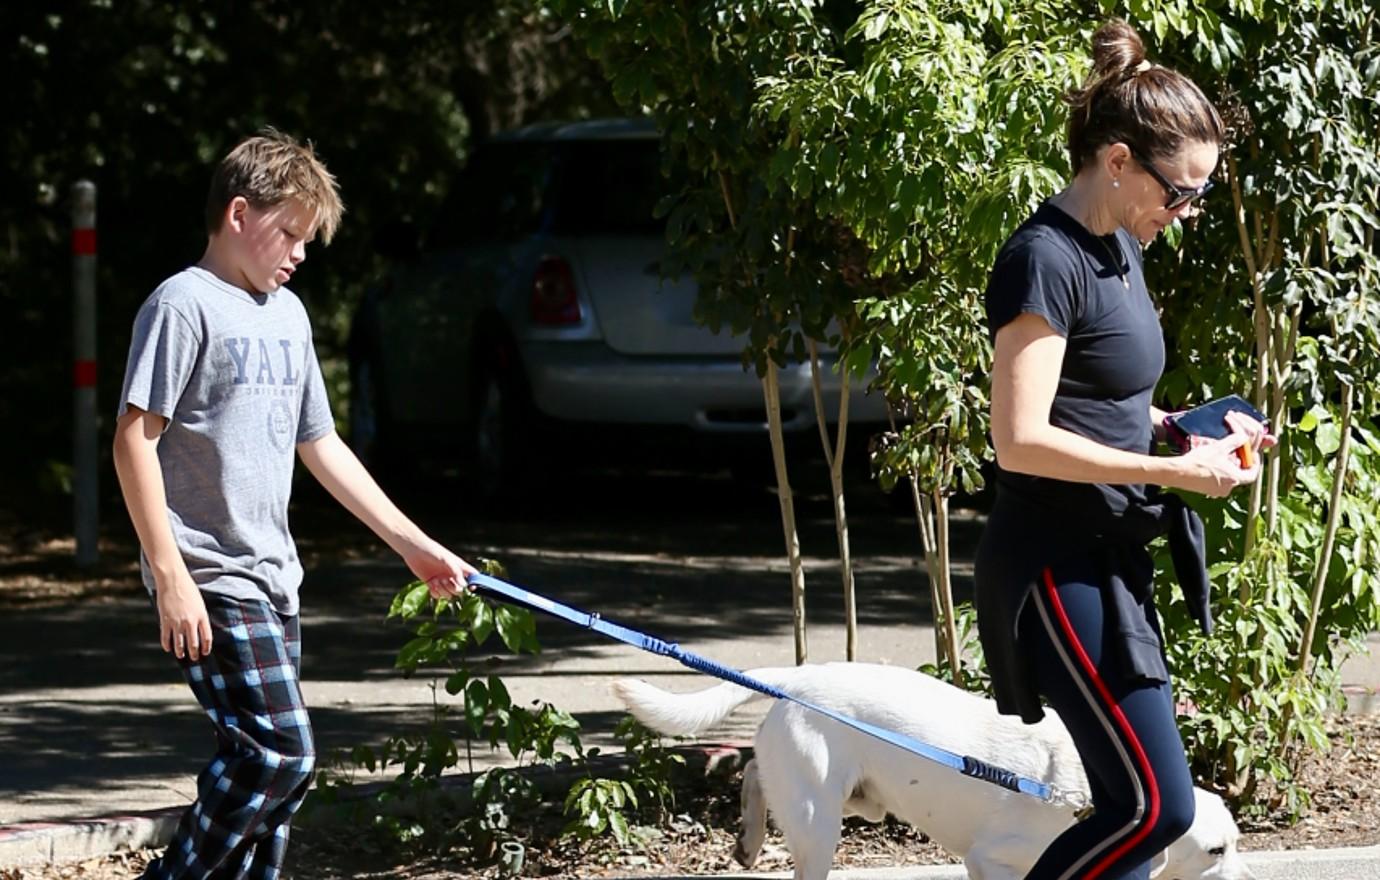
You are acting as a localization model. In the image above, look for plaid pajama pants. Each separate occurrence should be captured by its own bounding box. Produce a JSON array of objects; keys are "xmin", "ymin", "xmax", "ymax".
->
[{"xmin": 144, "ymin": 594, "xmax": 315, "ymax": 880}]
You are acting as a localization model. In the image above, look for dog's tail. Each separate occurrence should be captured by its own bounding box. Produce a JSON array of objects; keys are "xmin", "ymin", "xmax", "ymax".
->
[{"xmin": 613, "ymin": 669, "xmax": 794, "ymax": 736}]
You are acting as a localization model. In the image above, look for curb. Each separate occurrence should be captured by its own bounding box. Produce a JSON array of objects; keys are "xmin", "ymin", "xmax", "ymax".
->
[
  {"xmin": 1342, "ymin": 684, "xmax": 1378, "ymax": 714},
  {"xmin": 1244, "ymin": 844, "xmax": 1380, "ymax": 879},
  {"xmin": 0, "ymin": 809, "xmax": 181, "ymax": 870}
]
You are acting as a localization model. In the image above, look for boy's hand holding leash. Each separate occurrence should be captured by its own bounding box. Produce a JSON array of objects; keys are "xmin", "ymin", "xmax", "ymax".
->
[{"xmin": 405, "ymin": 537, "xmax": 480, "ymax": 599}]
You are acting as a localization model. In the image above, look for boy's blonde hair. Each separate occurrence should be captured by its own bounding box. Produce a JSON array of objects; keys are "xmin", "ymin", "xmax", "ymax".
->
[{"xmin": 205, "ymin": 128, "xmax": 344, "ymax": 244}]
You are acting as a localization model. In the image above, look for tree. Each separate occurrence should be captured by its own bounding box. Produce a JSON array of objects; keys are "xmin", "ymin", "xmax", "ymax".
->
[
  {"xmin": 553, "ymin": 0, "xmax": 876, "ymax": 663},
  {"xmin": 756, "ymin": 0, "xmax": 1088, "ymax": 686},
  {"xmin": 1137, "ymin": 0, "xmax": 1380, "ymax": 810},
  {"xmin": 559, "ymin": 0, "xmax": 1380, "ymax": 811}
]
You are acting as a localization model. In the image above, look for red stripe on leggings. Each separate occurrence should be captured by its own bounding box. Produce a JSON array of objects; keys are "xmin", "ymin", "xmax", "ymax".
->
[{"xmin": 1041, "ymin": 567, "xmax": 1160, "ymax": 879}]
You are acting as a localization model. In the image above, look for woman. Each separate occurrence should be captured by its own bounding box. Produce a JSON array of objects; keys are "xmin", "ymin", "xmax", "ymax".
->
[{"xmin": 974, "ymin": 19, "xmax": 1271, "ymax": 880}]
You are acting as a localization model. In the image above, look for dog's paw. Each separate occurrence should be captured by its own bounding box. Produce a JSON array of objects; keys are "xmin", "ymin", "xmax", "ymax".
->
[
  {"xmin": 735, "ymin": 842, "xmax": 787, "ymax": 869},
  {"xmin": 731, "ymin": 841, "xmax": 756, "ymax": 868}
]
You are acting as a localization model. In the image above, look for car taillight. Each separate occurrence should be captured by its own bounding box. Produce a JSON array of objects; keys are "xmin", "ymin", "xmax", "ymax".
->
[{"xmin": 530, "ymin": 256, "xmax": 581, "ymax": 325}]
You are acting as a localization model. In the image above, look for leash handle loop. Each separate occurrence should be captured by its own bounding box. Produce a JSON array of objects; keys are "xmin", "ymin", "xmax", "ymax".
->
[{"xmin": 961, "ymin": 756, "xmax": 1022, "ymax": 793}]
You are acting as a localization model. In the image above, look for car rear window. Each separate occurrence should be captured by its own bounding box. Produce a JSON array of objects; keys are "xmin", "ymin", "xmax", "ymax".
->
[
  {"xmin": 426, "ymin": 144, "xmax": 554, "ymax": 249},
  {"xmin": 549, "ymin": 139, "xmax": 665, "ymax": 237}
]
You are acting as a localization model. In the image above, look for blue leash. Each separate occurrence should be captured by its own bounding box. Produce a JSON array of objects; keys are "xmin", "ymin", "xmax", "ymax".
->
[{"xmin": 467, "ymin": 573, "xmax": 1078, "ymax": 807}]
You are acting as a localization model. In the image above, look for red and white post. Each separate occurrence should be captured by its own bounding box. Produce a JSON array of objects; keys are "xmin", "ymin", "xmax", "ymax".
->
[{"xmin": 72, "ymin": 180, "xmax": 99, "ymax": 566}]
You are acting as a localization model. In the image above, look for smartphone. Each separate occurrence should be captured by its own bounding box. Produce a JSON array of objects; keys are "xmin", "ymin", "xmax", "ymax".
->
[{"xmin": 1165, "ymin": 394, "xmax": 1269, "ymax": 466}]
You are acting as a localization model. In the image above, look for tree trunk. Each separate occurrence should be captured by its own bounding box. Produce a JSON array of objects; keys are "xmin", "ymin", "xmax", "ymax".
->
[
  {"xmin": 764, "ymin": 361, "xmax": 808, "ymax": 664},
  {"xmin": 1270, "ymin": 381, "xmax": 1354, "ymax": 773},
  {"xmin": 1298, "ymin": 382, "xmax": 1354, "ymax": 676},
  {"xmin": 1265, "ymin": 307, "xmax": 1299, "ymax": 536},
  {"xmin": 1222, "ymin": 158, "xmax": 1271, "ymax": 787},
  {"xmin": 1229, "ymin": 154, "xmax": 1269, "ymax": 555},
  {"xmin": 809, "ymin": 340, "xmax": 856, "ymax": 660},
  {"xmin": 890, "ymin": 405, "xmax": 947, "ymax": 669},
  {"xmin": 932, "ymin": 484, "xmax": 963, "ymax": 689}
]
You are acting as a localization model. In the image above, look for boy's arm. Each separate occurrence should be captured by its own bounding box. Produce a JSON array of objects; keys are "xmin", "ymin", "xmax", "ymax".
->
[
  {"xmin": 112, "ymin": 407, "xmax": 212, "ymax": 661},
  {"xmin": 297, "ymin": 430, "xmax": 477, "ymax": 596}
]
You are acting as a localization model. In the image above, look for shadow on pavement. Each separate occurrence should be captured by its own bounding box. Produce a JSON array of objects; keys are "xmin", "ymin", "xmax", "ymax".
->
[{"xmin": 0, "ymin": 456, "xmax": 985, "ymax": 823}]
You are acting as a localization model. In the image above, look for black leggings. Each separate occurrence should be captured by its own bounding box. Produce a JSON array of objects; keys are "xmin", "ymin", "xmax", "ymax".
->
[{"xmin": 1017, "ymin": 557, "xmax": 1196, "ymax": 880}]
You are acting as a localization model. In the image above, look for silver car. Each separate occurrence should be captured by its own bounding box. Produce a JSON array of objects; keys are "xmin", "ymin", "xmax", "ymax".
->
[{"xmin": 348, "ymin": 118, "xmax": 884, "ymax": 495}]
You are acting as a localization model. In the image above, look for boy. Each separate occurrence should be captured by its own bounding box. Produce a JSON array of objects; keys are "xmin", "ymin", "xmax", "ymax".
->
[{"xmin": 113, "ymin": 129, "xmax": 476, "ymax": 879}]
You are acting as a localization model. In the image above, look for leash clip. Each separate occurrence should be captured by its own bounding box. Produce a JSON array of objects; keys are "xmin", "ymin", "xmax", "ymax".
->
[{"xmin": 1049, "ymin": 784, "xmax": 1093, "ymax": 816}]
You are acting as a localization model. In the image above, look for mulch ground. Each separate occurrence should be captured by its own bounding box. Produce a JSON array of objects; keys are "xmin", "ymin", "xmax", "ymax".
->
[{"xmin": 5, "ymin": 713, "xmax": 1377, "ymax": 880}]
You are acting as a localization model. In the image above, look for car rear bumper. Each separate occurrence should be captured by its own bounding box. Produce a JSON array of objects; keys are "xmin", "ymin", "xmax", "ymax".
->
[{"xmin": 521, "ymin": 341, "xmax": 887, "ymax": 432}]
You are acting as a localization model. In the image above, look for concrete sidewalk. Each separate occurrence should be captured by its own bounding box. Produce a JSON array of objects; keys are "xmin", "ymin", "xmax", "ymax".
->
[
  {"xmin": 4, "ymin": 816, "xmax": 1380, "ymax": 878},
  {"xmin": 2, "ymin": 477, "xmax": 1377, "ymax": 875}
]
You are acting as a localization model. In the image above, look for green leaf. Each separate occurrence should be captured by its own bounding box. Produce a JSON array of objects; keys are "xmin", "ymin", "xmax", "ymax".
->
[
  {"xmin": 1317, "ymin": 422, "xmax": 1342, "ymax": 456},
  {"xmin": 496, "ymin": 605, "xmax": 539, "ymax": 654},
  {"xmin": 389, "ymin": 581, "xmax": 432, "ymax": 620},
  {"xmin": 610, "ymin": 809, "xmax": 631, "ymax": 845},
  {"xmin": 864, "ymin": 11, "xmax": 889, "ymax": 42},
  {"xmin": 818, "ymin": 142, "xmax": 840, "ymax": 185},
  {"xmin": 487, "ymin": 675, "xmax": 512, "ymax": 710},
  {"xmin": 1161, "ymin": 219, "xmax": 1184, "ymax": 251},
  {"xmin": 470, "ymin": 598, "xmax": 496, "ymax": 645},
  {"xmin": 445, "ymin": 670, "xmax": 469, "ymax": 696},
  {"xmin": 395, "ymin": 635, "xmax": 432, "ymax": 671},
  {"xmin": 1297, "ymin": 465, "xmax": 1327, "ymax": 498},
  {"xmin": 564, "ymin": 778, "xmax": 589, "ymax": 814},
  {"xmin": 466, "ymin": 679, "xmax": 490, "ymax": 734}
]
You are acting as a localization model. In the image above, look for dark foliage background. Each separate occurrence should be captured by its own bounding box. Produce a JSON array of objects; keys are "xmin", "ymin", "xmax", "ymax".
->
[{"xmin": 1, "ymin": 1, "xmax": 615, "ymax": 520}]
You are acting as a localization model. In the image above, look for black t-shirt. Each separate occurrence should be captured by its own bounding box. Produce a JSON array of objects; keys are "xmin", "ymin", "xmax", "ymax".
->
[
  {"xmin": 984, "ymin": 200, "xmax": 1166, "ymax": 517},
  {"xmin": 975, "ymin": 202, "xmax": 1209, "ymax": 724}
]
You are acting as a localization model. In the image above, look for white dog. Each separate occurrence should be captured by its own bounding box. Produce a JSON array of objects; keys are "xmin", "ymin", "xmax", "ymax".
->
[{"xmin": 614, "ymin": 662, "xmax": 1253, "ymax": 880}]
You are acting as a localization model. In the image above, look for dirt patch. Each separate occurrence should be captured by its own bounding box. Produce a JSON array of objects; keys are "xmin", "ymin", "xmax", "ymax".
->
[
  {"xmin": 0, "ymin": 492, "xmax": 379, "ymax": 611},
  {"xmin": 0, "ymin": 523, "xmax": 144, "ymax": 609},
  {"xmin": 5, "ymin": 714, "xmax": 1377, "ymax": 880}
]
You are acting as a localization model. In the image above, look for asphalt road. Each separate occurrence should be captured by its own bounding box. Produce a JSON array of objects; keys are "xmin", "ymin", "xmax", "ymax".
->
[{"xmin": 1, "ymin": 459, "xmax": 960, "ymax": 825}]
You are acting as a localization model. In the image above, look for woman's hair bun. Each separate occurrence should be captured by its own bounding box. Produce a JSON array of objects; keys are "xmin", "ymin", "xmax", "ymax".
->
[
  {"xmin": 1064, "ymin": 18, "xmax": 1222, "ymax": 174},
  {"xmin": 1090, "ymin": 19, "xmax": 1146, "ymax": 79}
]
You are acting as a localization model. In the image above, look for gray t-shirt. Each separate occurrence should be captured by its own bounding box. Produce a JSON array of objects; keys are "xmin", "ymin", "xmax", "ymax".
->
[{"xmin": 118, "ymin": 266, "xmax": 335, "ymax": 616}]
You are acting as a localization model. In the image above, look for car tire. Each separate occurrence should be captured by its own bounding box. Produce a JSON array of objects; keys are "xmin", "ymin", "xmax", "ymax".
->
[
  {"xmin": 348, "ymin": 354, "xmax": 403, "ymax": 475},
  {"xmin": 471, "ymin": 341, "xmax": 534, "ymax": 504}
]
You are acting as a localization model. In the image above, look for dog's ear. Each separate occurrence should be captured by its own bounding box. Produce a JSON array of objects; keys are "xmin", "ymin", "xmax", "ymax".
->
[{"xmin": 1148, "ymin": 849, "xmax": 1169, "ymax": 878}]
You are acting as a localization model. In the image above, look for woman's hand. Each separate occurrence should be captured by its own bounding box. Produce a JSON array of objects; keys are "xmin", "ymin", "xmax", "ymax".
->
[
  {"xmin": 1223, "ymin": 410, "xmax": 1277, "ymax": 462},
  {"xmin": 1176, "ymin": 429, "xmax": 1262, "ymax": 497}
]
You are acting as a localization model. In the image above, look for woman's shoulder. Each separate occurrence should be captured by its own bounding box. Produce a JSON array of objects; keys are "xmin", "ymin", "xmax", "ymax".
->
[
  {"xmin": 990, "ymin": 220, "xmax": 1087, "ymax": 296},
  {"xmin": 995, "ymin": 213, "xmax": 1085, "ymax": 276}
]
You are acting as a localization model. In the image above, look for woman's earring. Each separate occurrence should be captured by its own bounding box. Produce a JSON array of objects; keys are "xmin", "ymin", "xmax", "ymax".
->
[{"xmin": 1112, "ymin": 179, "xmax": 1121, "ymax": 188}]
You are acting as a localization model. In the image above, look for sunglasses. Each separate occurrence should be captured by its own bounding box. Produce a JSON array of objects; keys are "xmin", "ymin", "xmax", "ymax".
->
[{"xmin": 1130, "ymin": 146, "xmax": 1214, "ymax": 210}]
